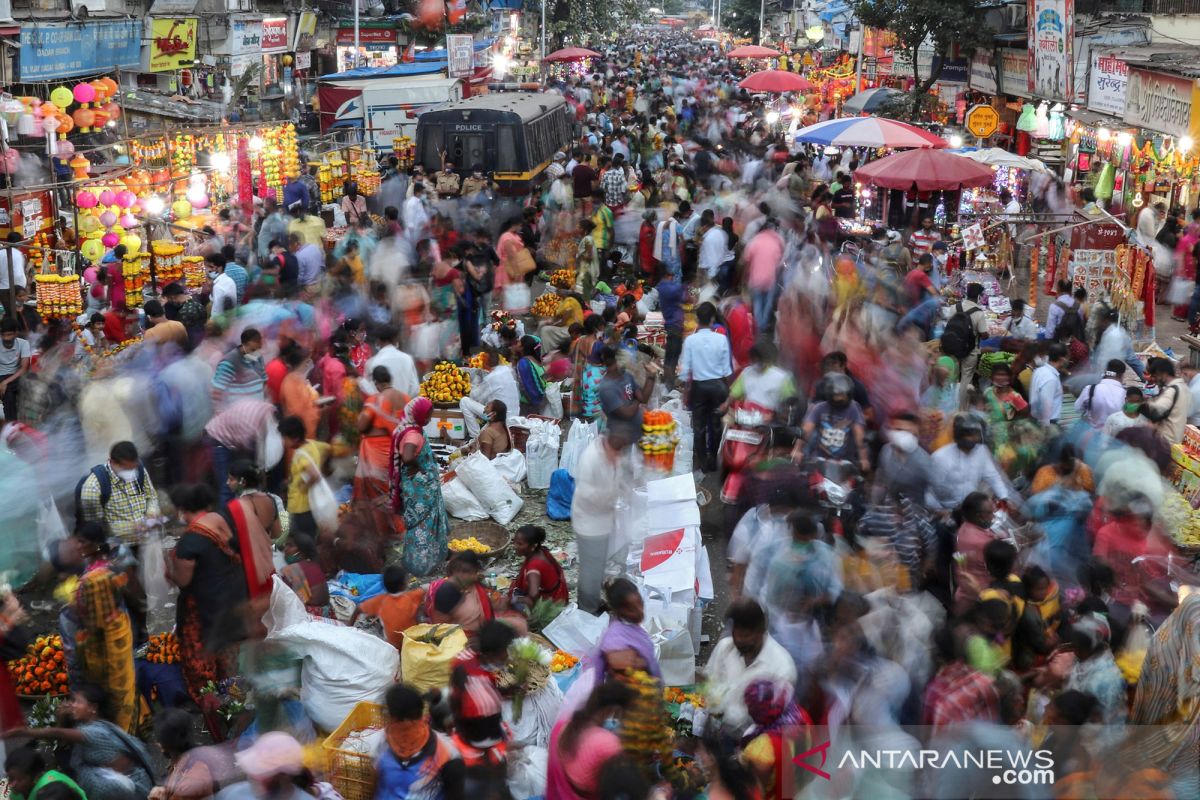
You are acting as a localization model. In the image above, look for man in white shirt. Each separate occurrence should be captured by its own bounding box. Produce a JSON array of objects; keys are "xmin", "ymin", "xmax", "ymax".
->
[
  {"xmin": 364, "ymin": 325, "xmax": 420, "ymax": 398},
  {"xmin": 1006, "ymin": 298, "xmax": 1039, "ymax": 340},
  {"xmin": 1104, "ymin": 386, "xmax": 1149, "ymax": 437},
  {"xmin": 459, "ymin": 351, "xmax": 520, "ymax": 438},
  {"xmin": 1135, "ymin": 201, "xmax": 1164, "ymax": 245},
  {"xmin": 728, "ymin": 486, "xmax": 796, "ymax": 601},
  {"xmin": 679, "ymin": 302, "xmax": 733, "ymax": 473},
  {"xmin": 1075, "ymin": 360, "xmax": 1129, "ymax": 429},
  {"xmin": 926, "ymin": 416, "xmax": 1012, "ymax": 513},
  {"xmin": 1184, "ymin": 364, "xmax": 1200, "ymax": 427},
  {"xmin": 704, "ymin": 599, "xmax": 797, "ymax": 736},
  {"xmin": 402, "ymin": 182, "xmax": 431, "ymax": 245},
  {"xmin": 0, "ymin": 234, "xmax": 27, "ymax": 291},
  {"xmin": 697, "ymin": 211, "xmax": 728, "ymax": 284},
  {"xmin": 571, "ymin": 429, "xmax": 636, "ymax": 612},
  {"xmin": 209, "ymin": 256, "xmax": 238, "ymax": 315},
  {"xmin": 1031, "ymin": 343, "xmax": 1068, "ymax": 425}
]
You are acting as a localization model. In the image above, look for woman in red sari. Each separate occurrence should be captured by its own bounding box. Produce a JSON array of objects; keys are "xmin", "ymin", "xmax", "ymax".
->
[
  {"xmin": 226, "ymin": 460, "xmax": 282, "ymax": 600},
  {"xmin": 510, "ymin": 525, "xmax": 568, "ymax": 611},
  {"xmin": 354, "ymin": 365, "xmax": 408, "ymax": 505}
]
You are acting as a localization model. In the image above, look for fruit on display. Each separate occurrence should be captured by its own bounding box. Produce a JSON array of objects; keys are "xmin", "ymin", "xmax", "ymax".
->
[
  {"xmin": 144, "ymin": 632, "xmax": 181, "ymax": 664},
  {"xmin": 420, "ymin": 361, "xmax": 472, "ymax": 404},
  {"xmin": 531, "ymin": 292, "xmax": 560, "ymax": 318},
  {"xmin": 34, "ymin": 274, "xmax": 82, "ymax": 321},
  {"xmin": 448, "ymin": 537, "xmax": 489, "ymax": 554},
  {"xmin": 550, "ymin": 650, "xmax": 579, "ymax": 673},
  {"xmin": 8, "ymin": 634, "xmax": 69, "ymax": 696},
  {"xmin": 548, "ymin": 269, "xmax": 576, "ymax": 289}
]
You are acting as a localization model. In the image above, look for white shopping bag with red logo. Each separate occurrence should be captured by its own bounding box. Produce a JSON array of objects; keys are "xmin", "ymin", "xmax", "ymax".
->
[{"xmin": 639, "ymin": 525, "xmax": 700, "ymax": 595}]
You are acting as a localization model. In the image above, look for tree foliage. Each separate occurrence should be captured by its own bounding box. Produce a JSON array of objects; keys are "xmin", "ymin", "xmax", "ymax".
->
[{"xmin": 852, "ymin": 0, "xmax": 992, "ymax": 116}]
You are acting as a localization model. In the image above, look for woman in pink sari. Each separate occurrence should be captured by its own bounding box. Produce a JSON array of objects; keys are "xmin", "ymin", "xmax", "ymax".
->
[{"xmin": 546, "ymin": 680, "xmax": 635, "ymax": 800}]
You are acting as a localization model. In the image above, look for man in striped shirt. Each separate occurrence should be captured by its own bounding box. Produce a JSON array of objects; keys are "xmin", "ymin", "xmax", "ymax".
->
[
  {"xmin": 908, "ymin": 216, "xmax": 942, "ymax": 256},
  {"xmin": 211, "ymin": 328, "xmax": 266, "ymax": 410}
]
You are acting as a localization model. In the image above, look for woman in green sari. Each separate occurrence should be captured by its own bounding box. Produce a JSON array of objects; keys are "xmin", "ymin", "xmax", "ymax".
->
[{"xmin": 390, "ymin": 397, "xmax": 450, "ymax": 577}]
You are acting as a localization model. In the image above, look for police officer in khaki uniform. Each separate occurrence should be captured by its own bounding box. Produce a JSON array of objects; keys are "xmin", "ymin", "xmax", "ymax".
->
[
  {"xmin": 434, "ymin": 159, "xmax": 462, "ymax": 198},
  {"xmin": 460, "ymin": 164, "xmax": 490, "ymax": 197}
]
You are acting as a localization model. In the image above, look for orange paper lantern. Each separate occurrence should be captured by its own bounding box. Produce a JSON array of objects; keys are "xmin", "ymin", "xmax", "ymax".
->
[
  {"xmin": 72, "ymin": 108, "xmax": 94, "ymax": 130},
  {"xmin": 55, "ymin": 114, "xmax": 74, "ymax": 135}
]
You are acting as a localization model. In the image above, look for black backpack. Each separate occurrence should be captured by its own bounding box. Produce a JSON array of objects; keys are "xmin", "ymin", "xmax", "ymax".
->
[
  {"xmin": 74, "ymin": 464, "xmax": 146, "ymax": 531},
  {"xmin": 1055, "ymin": 297, "xmax": 1085, "ymax": 341},
  {"xmin": 940, "ymin": 302, "xmax": 981, "ymax": 359}
]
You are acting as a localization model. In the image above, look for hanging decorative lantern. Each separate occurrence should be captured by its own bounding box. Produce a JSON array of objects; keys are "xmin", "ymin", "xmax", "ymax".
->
[
  {"xmin": 49, "ymin": 87, "xmax": 73, "ymax": 109},
  {"xmin": 17, "ymin": 112, "xmax": 36, "ymax": 136},
  {"xmin": 72, "ymin": 82, "xmax": 96, "ymax": 104},
  {"xmin": 54, "ymin": 139, "xmax": 75, "ymax": 159},
  {"xmin": 76, "ymin": 190, "xmax": 98, "ymax": 208},
  {"xmin": 72, "ymin": 107, "xmax": 95, "ymax": 133},
  {"xmin": 70, "ymin": 154, "xmax": 92, "ymax": 179}
]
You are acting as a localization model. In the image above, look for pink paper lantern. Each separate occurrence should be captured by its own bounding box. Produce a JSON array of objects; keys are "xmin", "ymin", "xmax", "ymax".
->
[
  {"xmin": 98, "ymin": 189, "xmax": 116, "ymax": 207},
  {"xmin": 101, "ymin": 232, "xmax": 120, "ymax": 248},
  {"xmin": 55, "ymin": 139, "xmax": 75, "ymax": 159},
  {"xmin": 99, "ymin": 210, "xmax": 117, "ymax": 227},
  {"xmin": 119, "ymin": 213, "xmax": 136, "ymax": 228},
  {"xmin": 116, "ymin": 190, "xmax": 136, "ymax": 209},
  {"xmin": 76, "ymin": 190, "xmax": 98, "ymax": 208},
  {"xmin": 72, "ymin": 83, "xmax": 96, "ymax": 104},
  {"xmin": 3, "ymin": 149, "xmax": 18, "ymax": 173}
]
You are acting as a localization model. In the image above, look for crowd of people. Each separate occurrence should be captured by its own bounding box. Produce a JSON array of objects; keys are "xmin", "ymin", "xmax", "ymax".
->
[{"xmin": 0, "ymin": 26, "xmax": 1199, "ymax": 800}]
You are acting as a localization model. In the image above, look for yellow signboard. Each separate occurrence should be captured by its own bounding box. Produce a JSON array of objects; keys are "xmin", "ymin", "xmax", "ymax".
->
[
  {"xmin": 965, "ymin": 104, "xmax": 999, "ymax": 139},
  {"xmin": 148, "ymin": 18, "xmax": 198, "ymax": 73}
]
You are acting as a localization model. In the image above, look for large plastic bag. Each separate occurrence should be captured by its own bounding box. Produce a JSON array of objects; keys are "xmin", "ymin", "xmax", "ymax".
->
[
  {"xmin": 543, "ymin": 604, "xmax": 609, "ymax": 657},
  {"xmin": 543, "ymin": 381, "xmax": 564, "ymax": 420},
  {"xmin": 503, "ymin": 679, "xmax": 563, "ymax": 747},
  {"xmin": 507, "ymin": 745, "xmax": 548, "ymax": 800},
  {"xmin": 456, "ymin": 452, "xmax": 524, "ymax": 525},
  {"xmin": 264, "ymin": 577, "xmax": 399, "ymax": 731},
  {"xmin": 560, "ymin": 419, "xmax": 597, "ymax": 477},
  {"xmin": 35, "ymin": 498, "xmax": 67, "ymax": 556},
  {"xmin": 492, "ymin": 449, "xmax": 527, "ymax": 484},
  {"xmin": 546, "ymin": 469, "xmax": 574, "ymax": 520},
  {"xmin": 525, "ymin": 420, "xmax": 560, "ymax": 490},
  {"xmin": 410, "ymin": 321, "xmax": 442, "ymax": 360},
  {"xmin": 140, "ymin": 529, "xmax": 174, "ymax": 629},
  {"xmin": 648, "ymin": 621, "xmax": 695, "ymax": 686},
  {"xmin": 442, "ymin": 477, "xmax": 489, "ymax": 521},
  {"xmin": 400, "ymin": 623, "xmax": 468, "ymax": 692}
]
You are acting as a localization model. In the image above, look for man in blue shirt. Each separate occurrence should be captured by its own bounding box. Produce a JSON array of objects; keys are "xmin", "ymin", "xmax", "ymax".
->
[
  {"xmin": 657, "ymin": 272, "xmax": 685, "ymax": 380},
  {"xmin": 221, "ymin": 245, "xmax": 249, "ymax": 302}
]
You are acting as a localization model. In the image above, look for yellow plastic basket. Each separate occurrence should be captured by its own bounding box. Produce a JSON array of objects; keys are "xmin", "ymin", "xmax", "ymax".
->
[{"xmin": 322, "ymin": 701, "xmax": 386, "ymax": 800}]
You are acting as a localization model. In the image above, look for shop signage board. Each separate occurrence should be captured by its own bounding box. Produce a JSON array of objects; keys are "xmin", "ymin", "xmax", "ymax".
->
[
  {"xmin": 295, "ymin": 51, "xmax": 311, "ymax": 70},
  {"xmin": 1088, "ymin": 53, "xmax": 1128, "ymax": 117},
  {"xmin": 336, "ymin": 26, "xmax": 398, "ymax": 45},
  {"xmin": 1124, "ymin": 67, "xmax": 1200, "ymax": 138},
  {"xmin": 261, "ymin": 18, "xmax": 289, "ymax": 53},
  {"xmin": 230, "ymin": 17, "xmax": 262, "ymax": 56},
  {"xmin": 999, "ymin": 49, "xmax": 1031, "ymax": 99},
  {"xmin": 969, "ymin": 50, "xmax": 998, "ymax": 95},
  {"xmin": 18, "ymin": 20, "xmax": 142, "ymax": 80},
  {"xmin": 447, "ymin": 34, "xmax": 474, "ymax": 77},
  {"xmin": 965, "ymin": 104, "xmax": 1000, "ymax": 138},
  {"xmin": 148, "ymin": 18, "xmax": 198, "ymax": 72},
  {"xmin": 1028, "ymin": 0, "xmax": 1074, "ymax": 101},
  {"xmin": 294, "ymin": 11, "xmax": 317, "ymax": 52}
]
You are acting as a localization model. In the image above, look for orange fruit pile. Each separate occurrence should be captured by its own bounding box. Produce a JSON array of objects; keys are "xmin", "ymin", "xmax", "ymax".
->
[
  {"xmin": 144, "ymin": 632, "xmax": 181, "ymax": 664},
  {"xmin": 8, "ymin": 634, "xmax": 69, "ymax": 696}
]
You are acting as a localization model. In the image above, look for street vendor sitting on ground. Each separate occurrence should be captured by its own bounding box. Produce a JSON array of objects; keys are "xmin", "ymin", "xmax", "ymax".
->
[
  {"xmin": 427, "ymin": 552, "xmax": 497, "ymax": 639},
  {"xmin": 456, "ymin": 400, "xmax": 513, "ymax": 460},
  {"xmin": 459, "ymin": 348, "xmax": 520, "ymax": 439},
  {"xmin": 537, "ymin": 287, "xmax": 585, "ymax": 356}
]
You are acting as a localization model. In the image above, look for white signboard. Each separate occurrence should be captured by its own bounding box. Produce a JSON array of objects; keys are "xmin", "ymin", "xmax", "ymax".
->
[
  {"xmin": 1028, "ymin": 0, "xmax": 1073, "ymax": 101},
  {"xmin": 1088, "ymin": 52, "xmax": 1128, "ymax": 117},
  {"xmin": 999, "ymin": 49, "xmax": 1031, "ymax": 99},
  {"xmin": 969, "ymin": 50, "xmax": 997, "ymax": 95},
  {"xmin": 447, "ymin": 34, "xmax": 473, "ymax": 78},
  {"xmin": 1124, "ymin": 67, "xmax": 1196, "ymax": 138}
]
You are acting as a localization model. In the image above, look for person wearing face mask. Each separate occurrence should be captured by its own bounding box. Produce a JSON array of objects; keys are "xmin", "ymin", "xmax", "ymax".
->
[
  {"xmin": 926, "ymin": 415, "xmax": 1012, "ymax": 514},
  {"xmin": 872, "ymin": 411, "xmax": 932, "ymax": 505},
  {"xmin": 456, "ymin": 400, "xmax": 511, "ymax": 461},
  {"xmin": 210, "ymin": 328, "xmax": 266, "ymax": 410},
  {"xmin": 76, "ymin": 440, "xmax": 160, "ymax": 545},
  {"xmin": 798, "ymin": 372, "xmax": 869, "ymax": 474},
  {"xmin": 1141, "ymin": 356, "xmax": 1192, "ymax": 444},
  {"xmin": 0, "ymin": 318, "xmax": 30, "ymax": 421},
  {"xmin": 1103, "ymin": 386, "xmax": 1149, "ymax": 438},
  {"xmin": 951, "ymin": 492, "xmax": 1004, "ymax": 612},
  {"xmin": 1030, "ymin": 342, "xmax": 1069, "ymax": 426},
  {"xmin": 461, "ymin": 164, "xmax": 490, "ymax": 198}
]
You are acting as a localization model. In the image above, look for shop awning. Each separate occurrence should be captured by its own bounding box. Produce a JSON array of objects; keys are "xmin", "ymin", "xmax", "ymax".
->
[
  {"xmin": 320, "ymin": 62, "xmax": 447, "ymax": 80},
  {"xmin": 1066, "ymin": 107, "xmax": 1130, "ymax": 129},
  {"xmin": 121, "ymin": 91, "xmax": 223, "ymax": 122}
]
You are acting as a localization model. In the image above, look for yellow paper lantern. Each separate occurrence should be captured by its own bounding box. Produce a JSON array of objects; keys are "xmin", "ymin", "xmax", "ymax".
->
[
  {"xmin": 171, "ymin": 199, "xmax": 192, "ymax": 220},
  {"xmin": 80, "ymin": 238, "xmax": 105, "ymax": 263},
  {"xmin": 120, "ymin": 234, "xmax": 142, "ymax": 254}
]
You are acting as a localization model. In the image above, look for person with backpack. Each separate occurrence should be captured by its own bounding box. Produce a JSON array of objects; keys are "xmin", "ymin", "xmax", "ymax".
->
[
  {"xmin": 939, "ymin": 282, "xmax": 989, "ymax": 409},
  {"xmin": 75, "ymin": 441, "xmax": 159, "ymax": 543},
  {"xmin": 1044, "ymin": 281, "xmax": 1084, "ymax": 340}
]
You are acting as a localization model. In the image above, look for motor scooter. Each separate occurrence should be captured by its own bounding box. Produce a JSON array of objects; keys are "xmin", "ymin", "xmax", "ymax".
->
[{"xmin": 719, "ymin": 402, "xmax": 775, "ymax": 506}]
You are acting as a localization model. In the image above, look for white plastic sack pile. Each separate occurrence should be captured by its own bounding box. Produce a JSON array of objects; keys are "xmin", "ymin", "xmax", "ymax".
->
[
  {"xmin": 525, "ymin": 419, "xmax": 561, "ymax": 490},
  {"xmin": 456, "ymin": 452, "xmax": 524, "ymax": 525},
  {"xmin": 263, "ymin": 577, "xmax": 399, "ymax": 731},
  {"xmin": 442, "ymin": 477, "xmax": 489, "ymax": 521},
  {"xmin": 492, "ymin": 449, "xmax": 527, "ymax": 484},
  {"xmin": 560, "ymin": 418, "xmax": 598, "ymax": 477}
]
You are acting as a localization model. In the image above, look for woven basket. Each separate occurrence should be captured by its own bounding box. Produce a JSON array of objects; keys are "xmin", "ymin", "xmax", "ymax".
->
[{"xmin": 448, "ymin": 520, "xmax": 511, "ymax": 557}]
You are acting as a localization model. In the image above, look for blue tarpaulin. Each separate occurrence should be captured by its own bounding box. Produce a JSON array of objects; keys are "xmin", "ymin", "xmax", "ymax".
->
[{"xmin": 321, "ymin": 38, "xmax": 493, "ymax": 79}]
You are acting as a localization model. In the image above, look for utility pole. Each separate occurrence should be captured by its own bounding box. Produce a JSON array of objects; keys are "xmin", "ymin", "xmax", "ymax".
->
[
  {"xmin": 854, "ymin": 24, "xmax": 864, "ymax": 93},
  {"xmin": 541, "ymin": 0, "xmax": 547, "ymax": 60},
  {"xmin": 759, "ymin": 0, "xmax": 765, "ymax": 43},
  {"xmin": 353, "ymin": 0, "xmax": 361, "ymax": 69}
]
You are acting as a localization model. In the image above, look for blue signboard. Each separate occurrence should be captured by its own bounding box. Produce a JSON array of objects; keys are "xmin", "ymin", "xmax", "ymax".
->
[{"xmin": 19, "ymin": 20, "xmax": 143, "ymax": 81}]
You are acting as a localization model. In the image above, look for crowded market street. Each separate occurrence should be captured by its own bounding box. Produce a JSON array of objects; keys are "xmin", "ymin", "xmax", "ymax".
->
[{"xmin": 1, "ymin": 7, "xmax": 1200, "ymax": 800}]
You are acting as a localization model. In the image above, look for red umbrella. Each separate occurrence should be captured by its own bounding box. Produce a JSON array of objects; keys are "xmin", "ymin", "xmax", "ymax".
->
[
  {"xmin": 854, "ymin": 148, "xmax": 995, "ymax": 191},
  {"xmin": 738, "ymin": 69, "xmax": 814, "ymax": 93},
  {"xmin": 543, "ymin": 47, "xmax": 601, "ymax": 63},
  {"xmin": 727, "ymin": 45, "xmax": 782, "ymax": 58}
]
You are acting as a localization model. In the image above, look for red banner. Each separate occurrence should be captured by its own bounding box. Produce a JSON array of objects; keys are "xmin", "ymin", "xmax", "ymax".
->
[{"xmin": 237, "ymin": 136, "xmax": 253, "ymax": 219}]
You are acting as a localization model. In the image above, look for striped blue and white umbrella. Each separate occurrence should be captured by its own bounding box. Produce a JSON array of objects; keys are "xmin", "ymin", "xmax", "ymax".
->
[{"xmin": 792, "ymin": 116, "xmax": 948, "ymax": 149}]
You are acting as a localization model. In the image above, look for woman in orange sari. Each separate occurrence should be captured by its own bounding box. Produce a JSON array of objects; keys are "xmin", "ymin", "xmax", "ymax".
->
[
  {"xmin": 354, "ymin": 365, "xmax": 409, "ymax": 504},
  {"xmin": 279, "ymin": 347, "xmax": 320, "ymax": 439}
]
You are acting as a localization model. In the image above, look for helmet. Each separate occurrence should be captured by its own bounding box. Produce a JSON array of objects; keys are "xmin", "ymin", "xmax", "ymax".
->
[{"xmin": 823, "ymin": 372, "xmax": 853, "ymax": 397}]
